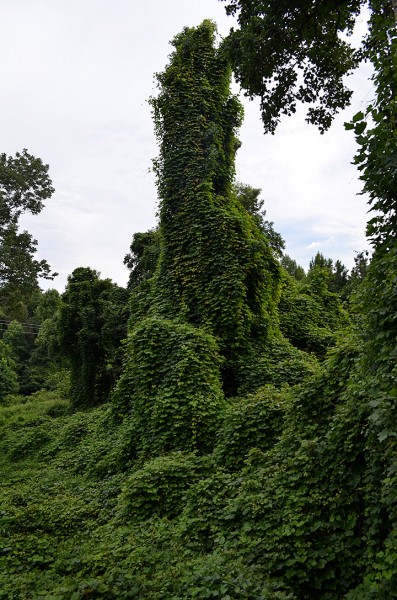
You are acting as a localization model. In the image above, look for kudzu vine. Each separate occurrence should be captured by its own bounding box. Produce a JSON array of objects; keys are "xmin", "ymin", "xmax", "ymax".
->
[{"xmin": 149, "ymin": 20, "xmax": 281, "ymax": 392}]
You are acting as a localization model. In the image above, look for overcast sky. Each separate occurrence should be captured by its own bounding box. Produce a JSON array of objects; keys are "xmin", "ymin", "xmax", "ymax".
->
[{"xmin": 1, "ymin": 0, "xmax": 373, "ymax": 291}]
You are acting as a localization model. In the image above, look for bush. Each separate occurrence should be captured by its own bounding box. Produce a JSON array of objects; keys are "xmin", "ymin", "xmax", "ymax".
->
[
  {"xmin": 112, "ymin": 317, "xmax": 226, "ymax": 456},
  {"xmin": 119, "ymin": 452, "xmax": 211, "ymax": 521},
  {"xmin": 238, "ymin": 335, "xmax": 318, "ymax": 394},
  {"xmin": 178, "ymin": 551, "xmax": 295, "ymax": 599},
  {"xmin": 215, "ymin": 386, "xmax": 288, "ymax": 470}
]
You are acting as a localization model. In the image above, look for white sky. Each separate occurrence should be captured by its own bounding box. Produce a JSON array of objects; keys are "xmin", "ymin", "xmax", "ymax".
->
[{"xmin": 0, "ymin": 0, "xmax": 373, "ymax": 291}]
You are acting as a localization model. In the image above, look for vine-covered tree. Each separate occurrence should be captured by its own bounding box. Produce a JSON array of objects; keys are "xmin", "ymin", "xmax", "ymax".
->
[
  {"xmin": 149, "ymin": 20, "xmax": 281, "ymax": 391},
  {"xmin": 124, "ymin": 228, "xmax": 161, "ymax": 292},
  {"xmin": 59, "ymin": 268, "xmax": 128, "ymax": 409},
  {"xmin": 233, "ymin": 181, "xmax": 285, "ymax": 256},
  {"xmin": 113, "ymin": 20, "xmax": 289, "ymax": 459}
]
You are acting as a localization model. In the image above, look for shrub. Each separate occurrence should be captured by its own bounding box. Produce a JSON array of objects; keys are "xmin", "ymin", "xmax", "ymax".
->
[
  {"xmin": 119, "ymin": 452, "xmax": 210, "ymax": 521},
  {"xmin": 215, "ymin": 386, "xmax": 287, "ymax": 470},
  {"xmin": 112, "ymin": 317, "xmax": 226, "ymax": 456}
]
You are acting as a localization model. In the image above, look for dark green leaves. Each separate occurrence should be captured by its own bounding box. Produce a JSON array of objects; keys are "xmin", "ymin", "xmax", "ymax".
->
[
  {"xmin": 149, "ymin": 21, "xmax": 281, "ymax": 392},
  {"xmin": 59, "ymin": 268, "xmax": 128, "ymax": 409},
  {"xmin": 0, "ymin": 149, "xmax": 54, "ymax": 229},
  {"xmin": 221, "ymin": 0, "xmax": 363, "ymax": 133},
  {"xmin": 112, "ymin": 317, "xmax": 225, "ymax": 456},
  {"xmin": 0, "ymin": 150, "xmax": 57, "ymax": 318}
]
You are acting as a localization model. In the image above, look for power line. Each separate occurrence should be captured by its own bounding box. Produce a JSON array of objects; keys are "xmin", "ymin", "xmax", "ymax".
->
[{"xmin": 0, "ymin": 319, "xmax": 41, "ymax": 335}]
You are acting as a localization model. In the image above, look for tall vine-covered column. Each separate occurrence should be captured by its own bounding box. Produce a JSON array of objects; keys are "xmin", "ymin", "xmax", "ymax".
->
[
  {"xmin": 112, "ymin": 21, "xmax": 282, "ymax": 455},
  {"xmin": 150, "ymin": 20, "xmax": 280, "ymax": 391}
]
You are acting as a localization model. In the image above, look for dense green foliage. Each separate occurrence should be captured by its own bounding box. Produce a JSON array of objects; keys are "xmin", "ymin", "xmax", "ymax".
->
[
  {"xmin": 124, "ymin": 228, "xmax": 161, "ymax": 292},
  {"xmin": 0, "ymin": 331, "xmax": 391, "ymax": 598},
  {"xmin": 0, "ymin": 339, "xmax": 19, "ymax": 399},
  {"xmin": 147, "ymin": 21, "xmax": 281, "ymax": 393},
  {"xmin": 59, "ymin": 268, "xmax": 128, "ymax": 409},
  {"xmin": 3, "ymin": 320, "xmax": 34, "ymax": 394},
  {"xmin": 1, "ymin": 2, "xmax": 397, "ymax": 598},
  {"xmin": 0, "ymin": 149, "xmax": 57, "ymax": 319},
  {"xmin": 0, "ymin": 288, "xmax": 66, "ymax": 401},
  {"xmin": 113, "ymin": 317, "xmax": 225, "ymax": 456},
  {"xmin": 233, "ymin": 182, "xmax": 285, "ymax": 257},
  {"xmin": 280, "ymin": 254, "xmax": 306, "ymax": 282},
  {"xmin": 221, "ymin": 0, "xmax": 363, "ymax": 133},
  {"xmin": 279, "ymin": 268, "xmax": 348, "ymax": 358}
]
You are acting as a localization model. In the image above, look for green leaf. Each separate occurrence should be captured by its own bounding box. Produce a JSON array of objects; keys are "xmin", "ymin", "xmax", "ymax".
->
[
  {"xmin": 352, "ymin": 111, "xmax": 364, "ymax": 122},
  {"xmin": 354, "ymin": 121, "xmax": 367, "ymax": 135},
  {"xmin": 378, "ymin": 430, "xmax": 389, "ymax": 442}
]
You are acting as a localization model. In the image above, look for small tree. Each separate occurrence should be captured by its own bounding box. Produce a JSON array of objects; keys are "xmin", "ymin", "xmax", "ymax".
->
[
  {"xmin": 2, "ymin": 320, "xmax": 34, "ymax": 394},
  {"xmin": 0, "ymin": 339, "xmax": 19, "ymax": 401},
  {"xmin": 280, "ymin": 254, "xmax": 306, "ymax": 281},
  {"xmin": 124, "ymin": 228, "xmax": 161, "ymax": 292},
  {"xmin": 0, "ymin": 150, "xmax": 57, "ymax": 319},
  {"xmin": 234, "ymin": 182, "xmax": 285, "ymax": 256}
]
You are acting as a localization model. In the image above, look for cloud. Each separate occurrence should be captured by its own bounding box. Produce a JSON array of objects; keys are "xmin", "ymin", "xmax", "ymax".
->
[
  {"xmin": 305, "ymin": 241, "xmax": 324, "ymax": 250},
  {"xmin": 0, "ymin": 0, "xmax": 373, "ymax": 288}
]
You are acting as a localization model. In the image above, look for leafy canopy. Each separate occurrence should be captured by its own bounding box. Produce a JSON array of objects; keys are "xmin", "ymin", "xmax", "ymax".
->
[
  {"xmin": 0, "ymin": 149, "xmax": 56, "ymax": 318},
  {"xmin": 222, "ymin": 0, "xmax": 363, "ymax": 133},
  {"xmin": 0, "ymin": 149, "xmax": 54, "ymax": 228}
]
